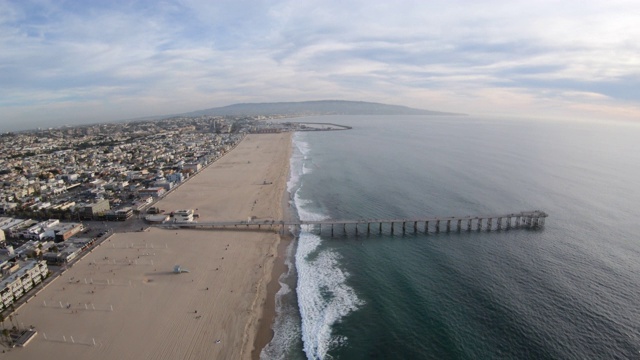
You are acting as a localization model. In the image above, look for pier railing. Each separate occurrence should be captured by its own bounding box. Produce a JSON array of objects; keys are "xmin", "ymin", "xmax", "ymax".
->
[{"xmin": 156, "ymin": 210, "xmax": 548, "ymax": 237}]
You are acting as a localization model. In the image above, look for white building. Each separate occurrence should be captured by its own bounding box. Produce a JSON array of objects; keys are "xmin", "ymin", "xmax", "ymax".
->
[
  {"xmin": 21, "ymin": 219, "xmax": 60, "ymax": 240},
  {"xmin": 173, "ymin": 209, "xmax": 195, "ymax": 223}
]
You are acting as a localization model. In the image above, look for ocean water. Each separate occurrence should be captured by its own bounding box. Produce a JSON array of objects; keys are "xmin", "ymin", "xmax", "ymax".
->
[{"xmin": 262, "ymin": 115, "xmax": 640, "ymax": 360}]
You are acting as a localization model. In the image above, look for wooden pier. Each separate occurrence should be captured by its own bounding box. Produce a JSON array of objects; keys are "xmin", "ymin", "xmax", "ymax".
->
[{"xmin": 157, "ymin": 210, "xmax": 548, "ymax": 237}]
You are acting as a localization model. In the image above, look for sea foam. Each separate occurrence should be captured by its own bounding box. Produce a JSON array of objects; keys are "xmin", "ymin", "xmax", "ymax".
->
[
  {"xmin": 260, "ymin": 239, "xmax": 301, "ymax": 360},
  {"xmin": 265, "ymin": 131, "xmax": 364, "ymax": 360},
  {"xmin": 262, "ymin": 132, "xmax": 306, "ymax": 360},
  {"xmin": 291, "ymin": 134, "xmax": 364, "ymax": 359},
  {"xmin": 296, "ymin": 230, "xmax": 363, "ymax": 359}
]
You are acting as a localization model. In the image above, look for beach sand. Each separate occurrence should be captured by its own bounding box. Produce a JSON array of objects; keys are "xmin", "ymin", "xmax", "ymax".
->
[{"xmin": 4, "ymin": 133, "xmax": 292, "ymax": 360}]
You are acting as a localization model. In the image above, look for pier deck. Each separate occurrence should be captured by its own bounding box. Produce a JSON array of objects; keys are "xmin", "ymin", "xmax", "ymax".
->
[{"xmin": 156, "ymin": 210, "xmax": 548, "ymax": 236}]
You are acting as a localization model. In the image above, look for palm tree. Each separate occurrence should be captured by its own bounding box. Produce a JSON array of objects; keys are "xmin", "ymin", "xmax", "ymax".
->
[
  {"xmin": 2, "ymin": 328, "xmax": 10, "ymax": 346},
  {"xmin": 7, "ymin": 314, "xmax": 15, "ymax": 330}
]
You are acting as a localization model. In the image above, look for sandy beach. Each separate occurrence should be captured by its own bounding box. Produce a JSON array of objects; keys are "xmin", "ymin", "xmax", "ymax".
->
[{"xmin": 4, "ymin": 132, "xmax": 292, "ymax": 360}]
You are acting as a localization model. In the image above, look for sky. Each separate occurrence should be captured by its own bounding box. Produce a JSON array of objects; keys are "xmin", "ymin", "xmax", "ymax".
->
[{"xmin": 1, "ymin": 0, "xmax": 639, "ymax": 131}]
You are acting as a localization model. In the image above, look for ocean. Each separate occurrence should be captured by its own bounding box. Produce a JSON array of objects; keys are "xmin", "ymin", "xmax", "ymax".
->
[{"xmin": 261, "ymin": 115, "xmax": 640, "ymax": 360}]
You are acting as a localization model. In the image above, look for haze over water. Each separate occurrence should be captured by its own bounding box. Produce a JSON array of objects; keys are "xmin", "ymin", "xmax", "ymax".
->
[{"xmin": 263, "ymin": 115, "xmax": 640, "ymax": 359}]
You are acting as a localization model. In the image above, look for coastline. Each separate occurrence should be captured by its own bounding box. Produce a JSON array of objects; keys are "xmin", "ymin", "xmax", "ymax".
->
[
  {"xmin": 252, "ymin": 147, "xmax": 297, "ymax": 359},
  {"xmin": 3, "ymin": 133, "xmax": 293, "ymax": 360},
  {"xmin": 252, "ymin": 233, "xmax": 292, "ymax": 360}
]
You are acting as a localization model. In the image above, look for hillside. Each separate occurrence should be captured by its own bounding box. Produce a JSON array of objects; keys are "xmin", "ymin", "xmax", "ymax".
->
[{"xmin": 179, "ymin": 100, "xmax": 464, "ymax": 117}]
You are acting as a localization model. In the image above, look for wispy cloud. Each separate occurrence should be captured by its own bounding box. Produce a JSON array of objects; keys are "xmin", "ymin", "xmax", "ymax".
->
[{"xmin": 1, "ymin": 0, "xmax": 639, "ymax": 130}]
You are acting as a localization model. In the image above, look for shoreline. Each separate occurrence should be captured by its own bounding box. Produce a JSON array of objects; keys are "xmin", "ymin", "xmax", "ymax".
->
[
  {"xmin": 252, "ymin": 233, "xmax": 293, "ymax": 360},
  {"xmin": 3, "ymin": 133, "xmax": 293, "ymax": 360},
  {"xmin": 252, "ymin": 142, "xmax": 297, "ymax": 358}
]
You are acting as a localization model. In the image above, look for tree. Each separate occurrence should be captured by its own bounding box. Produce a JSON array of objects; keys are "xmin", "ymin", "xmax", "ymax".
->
[
  {"xmin": 2, "ymin": 328, "xmax": 10, "ymax": 346},
  {"xmin": 8, "ymin": 314, "xmax": 15, "ymax": 329}
]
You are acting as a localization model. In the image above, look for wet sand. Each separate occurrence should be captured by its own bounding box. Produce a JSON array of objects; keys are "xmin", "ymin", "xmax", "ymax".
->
[{"xmin": 4, "ymin": 133, "xmax": 292, "ymax": 360}]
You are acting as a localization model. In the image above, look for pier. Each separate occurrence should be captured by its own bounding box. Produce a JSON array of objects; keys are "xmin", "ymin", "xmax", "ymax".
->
[{"xmin": 157, "ymin": 210, "xmax": 548, "ymax": 237}]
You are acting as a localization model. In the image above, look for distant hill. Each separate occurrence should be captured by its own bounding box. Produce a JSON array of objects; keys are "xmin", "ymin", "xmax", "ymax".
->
[{"xmin": 179, "ymin": 100, "xmax": 464, "ymax": 117}]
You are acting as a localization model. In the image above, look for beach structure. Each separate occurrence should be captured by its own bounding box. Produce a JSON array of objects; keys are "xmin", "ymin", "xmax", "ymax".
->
[
  {"xmin": 162, "ymin": 210, "xmax": 548, "ymax": 237},
  {"xmin": 172, "ymin": 209, "xmax": 195, "ymax": 223},
  {"xmin": 145, "ymin": 214, "xmax": 170, "ymax": 223},
  {"xmin": 173, "ymin": 265, "xmax": 190, "ymax": 273}
]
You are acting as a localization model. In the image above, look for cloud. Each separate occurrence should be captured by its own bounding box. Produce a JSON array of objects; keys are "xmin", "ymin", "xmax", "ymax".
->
[{"xmin": 1, "ymin": 0, "xmax": 640, "ymax": 131}]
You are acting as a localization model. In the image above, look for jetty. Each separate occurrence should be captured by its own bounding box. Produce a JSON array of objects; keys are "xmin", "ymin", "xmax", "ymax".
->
[{"xmin": 157, "ymin": 210, "xmax": 548, "ymax": 237}]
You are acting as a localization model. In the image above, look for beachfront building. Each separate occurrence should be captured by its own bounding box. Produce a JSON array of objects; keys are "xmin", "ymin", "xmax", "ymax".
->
[
  {"xmin": 182, "ymin": 163, "xmax": 201, "ymax": 173},
  {"xmin": 67, "ymin": 236, "xmax": 96, "ymax": 251},
  {"xmin": 173, "ymin": 209, "xmax": 195, "ymax": 223},
  {"xmin": 105, "ymin": 207, "xmax": 134, "ymax": 221},
  {"xmin": 19, "ymin": 219, "xmax": 60, "ymax": 240},
  {"xmin": 42, "ymin": 244, "xmax": 82, "ymax": 265},
  {"xmin": 0, "ymin": 260, "xmax": 48, "ymax": 310},
  {"xmin": 166, "ymin": 172, "xmax": 184, "ymax": 184},
  {"xmin": 80, "ymin": 199, "xmax": 111, "ymax": 219},
  {"xmin": 139, "ymin": 187, "xmax": 166, "ymax": 198},
  {"xmin": 49, "ymin": 222, "xmax": 84, "ymax": 242},
  {"xmin": 153, "ymin": 180, "xmax": 173, "ymax": 192}
]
